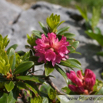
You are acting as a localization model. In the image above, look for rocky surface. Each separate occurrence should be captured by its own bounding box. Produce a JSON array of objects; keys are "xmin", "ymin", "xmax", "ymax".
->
[{"xmin": 0, "ymin": 0, "xmax": 103, "ymax": 89}]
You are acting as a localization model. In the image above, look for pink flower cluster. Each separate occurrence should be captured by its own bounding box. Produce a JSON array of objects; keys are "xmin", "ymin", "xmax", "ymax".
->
[
  {"xmin": 34, "ymin": 33, "xmax": 69, "ymax": 66},
  {"xmin": 66, "ymin": 69, "xmax": 96, "ymax": 94}
]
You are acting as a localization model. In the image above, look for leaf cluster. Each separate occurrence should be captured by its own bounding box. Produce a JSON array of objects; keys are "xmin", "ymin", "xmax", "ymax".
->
[{"xmin": 77, "ymin": 6, "xmax": 103, "ymax": 57}]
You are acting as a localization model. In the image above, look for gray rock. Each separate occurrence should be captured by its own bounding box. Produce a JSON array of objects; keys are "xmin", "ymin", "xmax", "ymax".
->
[
  {"xmin": 0, "ymin": 0, "xmax": 103, "ymax": 90},
  {"xmin": 31, "ymin": 1, "xmax": 62, "ymax": 11},
  {"xmin": 0, "ymin": 0, "xmax": 22, "ymax": 51},
  {"xmin": 0, "ymin": 0, "xmax": 22, "ymax": 35},
  {"xmin": 12, "ymin": 1, "xmax": 99, "ymax": 51}
]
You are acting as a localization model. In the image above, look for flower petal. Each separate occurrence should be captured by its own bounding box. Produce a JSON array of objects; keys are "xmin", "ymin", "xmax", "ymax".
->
[
  {"xmin": 45, "ymin": 49, "xmax": 56, "ymax": 62},
  {"xmin": 85, "ymin": 69, "xmax": 96, "ymax": 80},
  {"xmin": 84, "ymin": 78, "xmax": 95, "ymax": 90},
  {"xmin": 69, "ymin": 85, "xmax": 84, "ymax": 94},
  {"xmin": 59, "ymin": 36, "xmax": 69, "ymax": 46},
  {"xmin": 76, "ymin": 87, "xmax": 85, "ymax": 94},
  {"xmin": 77, "ymin": 70, "xmax": 84, "ymax": 80},
  {"xmin": 35, "ymin": 52, "xmax": 46, "ymax": 63},
  {"xmin": 68, "ymin": 84, "xmax": 77, "ymax": 92}
]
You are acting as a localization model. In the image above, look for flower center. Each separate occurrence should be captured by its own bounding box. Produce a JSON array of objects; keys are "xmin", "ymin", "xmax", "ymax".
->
[{"xmin": 50, "ymin": 48, "xmax": 54, "ymax": 51}]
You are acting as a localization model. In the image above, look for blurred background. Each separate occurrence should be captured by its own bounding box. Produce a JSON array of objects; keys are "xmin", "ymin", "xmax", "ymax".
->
[{"xmin": 6, "ymin": 0, "xmax": 103, "ymax": 12}]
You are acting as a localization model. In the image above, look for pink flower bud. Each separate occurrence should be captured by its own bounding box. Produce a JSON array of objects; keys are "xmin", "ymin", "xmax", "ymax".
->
[
  {"xmin": 84, "ymin": 69, "xmax": 96, "ymax": 80},
  {"xmin": 69, "ymin": 85, "xmax": 84, "ymax": 94},
  {"xmin": 67, "ymin": 69, "xmax": 96, "ymax": 94},
  {"xmin": 76, "ymin": 86, "xmax": 85, "ymax": 94},
  {"xmin": 68, "ymin": 84, "xmax": 76, "ymax": 92},
  {"xmin": 66, "ymin": 71, "xmax": 83, "ymax": 86},
  {"xmin": 84, "ymin": 90, "xmax": 89, "ymax": 95},
  {"xmin": 84, "ymin": 78, "xmax": 95, "ymax": 91}
]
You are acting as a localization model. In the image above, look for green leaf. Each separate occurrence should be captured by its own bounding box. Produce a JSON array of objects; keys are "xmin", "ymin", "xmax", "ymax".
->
[
  {"xmin": 91, "ymin": 6, "xmax": 101, "ymax": 29},
  {"xmin": 22, "ymin": 51, "xmax": 30, "ymax": 61},
  {"xmin": 27, "ymin": 34, "xmax": 36, "ymax": 46},
  {"xmin": 25, "ymin": 83, "xmax": 38, "ymax": 95},
  {"xmin": 0, "ymin": 49, "xmax": 10, "ymax": 75},
  {"xmin": 0, "ymin": 34, "xmax": 10, "ymax": 49},
  {"xmin": 57, "ymin": 21, "xmax": 65, "ymax": 28},
  {"xmin": 94, "ymin": 27, "xmax": 102, "ymax": 34},
  {"xmin": 70, "ymin": 51, "xmax": 81, "ymax": 55},
  {"xmin": 39, "ymin": 22, "xmax": 48, "ymax": 34},
  {"xmin": 45, "ymin": 63, "xmax": 54, "ymax": 76},
  {"xmin": 8, "ymin": 48, "xmax": 16, "ymax": 72},
  {"xmin": 0, "ymin": 82, "xmax": 4, "ymax": 88},
  {"xmin": 55, "ymin": 65, "xmax": 68, "ymax": 83},
  {"xmin": 16, "ymin": 75, "xmax": 44, "ymax": 83},
  {"xmin": 40, "ymin": 83, "xmax": 51, "ymax": 94},
  {"xmin": 95, "ymin": 86, "xmax": 103, "ymax": 95},
  {"xmin": 31, "ymin": 96, "xmax": 42, "ymax": 103},
  {"xmin": 14, "ymin": 61, "xmax": 34, "ymax": 74},
  {"xmin": 0, "ymin": 92, "xmax": 16, "ymax": 103},
  {"xmin": 16, "ymin": 50, "xmax": 25, "ymax": 56},
  {"xmin": 25, "ymin": 45, "xmax": 31, "ymax": 49},
  {"xmin": 62, "ymin": 87, "xmax": 71, "ymax": 94},
  {"xmin": 66, "ymin": 39, "xmax": 73, "ymax": 44},
  {"xmin": 67, "ymin": 46, "xmax": 75, "ymax": 52},
  {"xmin": 4, "ymin": 81, "xmax": 15, "ymax": 92},
  {"xmin": 85, "ymin": 30, "xmax": 103, "ymax": 46},
  {"xmin": 71, "ymin": 41, "xmax": 79, "ymax": 49},
  {"xmin": 18, "ymin": 81, "xmax": 39, "ymax": 99},
  {"xmin": 48, "ymin": 88, "xmax": 56, "ymax": 100},
  {"xmin": 76, "ymin": 5, "xmax": 88, "ymax": 21},
  {"xmin": 29, "ymin": 56, "xmax": 43, "ymax": 65},
  {"xmin": 63, "ymin": 33, "xmax": 75, "ymax": 38},
  {"xmin": 12, "ymin": 86, "xmax": 19, "ymax": 100},
  {"xmin": 32, "ymin": 30, "xmax": 42, "ymax": 38},
  {"xmin": 7, "ymin": 91, "xmax": 16, "ymax": 103},
  {"xmin": 26, "ymin": 81, "xmax": 40, "ymax": 94},
  {"xmin": 97, "ymin": 51, "xmax": 103, "ymax": 56},
  {"xmin": 3, "ymin": 35, "xmax": 10, "ymax": 48},
  {"xmin": 0, "ymin": 93, "xmax": 8, "ymax": 103},
  {"xmin": 9, "ymin": 55, "xmax": 14, "ymax": 69},
  {"xmin": 42, "ymin": 97, "xmax": 49, "ymax": 103},
  {"xmin": 60, "ymin": 58, "xmax": 82, "ymax": 70},
  {"xmin": 67, "ymin": 45, "xmax": 81, "ymax": 54},
  {"xmin": 7, "ymin": 44, "xmax": 18, "ymax": 54},
  {"xmin": 46, "ymin": 13, "xmax": 64, "ymax": 32},
  {"xmin": 57, "ymin": 26, "xmax": 69, "ymax": 35},
  {"xmin": 57, "ymin": 95, "xmax": 70, "ymax": 103},
  {"xmin": 67, "ymin": 40, "xmax": 80, "ymax": 55},
  {"xmin": 17, "ymin": 81, "xmax": 28, "ymax": 90}
]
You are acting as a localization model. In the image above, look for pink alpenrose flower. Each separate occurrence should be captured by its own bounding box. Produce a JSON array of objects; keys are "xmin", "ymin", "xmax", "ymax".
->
[
  {"xmin": 34, "ymin": 32, "xmax": 69, "ymax": 66},
  {"xmin": 66, "ymin": 69, "xmax": 96, "ymax": 95}
]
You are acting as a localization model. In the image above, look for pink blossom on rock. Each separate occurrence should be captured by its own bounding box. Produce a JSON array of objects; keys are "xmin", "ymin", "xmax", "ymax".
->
[
  {"xmin": 34, "ymin": 33, "xmax": 69, "ymax": 66},
  {"xmin": 66, "ymin": 69, "xmax": 96, "ymax": 94}
]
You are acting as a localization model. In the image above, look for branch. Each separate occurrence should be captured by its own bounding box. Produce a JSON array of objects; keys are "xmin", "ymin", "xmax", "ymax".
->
[
  {"xmin": 20, "ymin": 90, "xmax": 29, "ymax": 103},
  {"xmin": 43, "ymin": 70, "xmax": 62, "ymax": 94},
  {"xmin": 46, "ymin": 77, "xmax": 62, "ymax": 94},
  {"xmin": 32, "ymin": 66, "xmax": 35, "ymax": 74}
]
